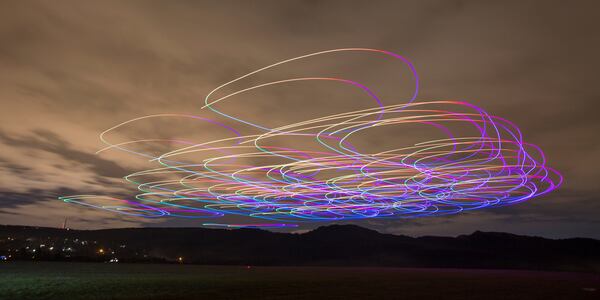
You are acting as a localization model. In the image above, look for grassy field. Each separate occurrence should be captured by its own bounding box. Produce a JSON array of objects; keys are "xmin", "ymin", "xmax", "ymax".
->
[{"xmin": 0, "ymin": 262, "xmax": 598, "ymax": 300}]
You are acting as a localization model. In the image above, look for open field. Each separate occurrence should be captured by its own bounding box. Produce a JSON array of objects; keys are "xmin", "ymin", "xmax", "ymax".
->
[{"xmin": 0, "ymin": 262, "xmax": 598, "ymax": 300}]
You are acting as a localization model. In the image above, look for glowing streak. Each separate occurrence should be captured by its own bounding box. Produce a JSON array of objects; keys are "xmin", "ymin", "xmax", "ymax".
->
[{"xmin": 60, "ymin": 48, "xmax": 561, "ymax": 225}]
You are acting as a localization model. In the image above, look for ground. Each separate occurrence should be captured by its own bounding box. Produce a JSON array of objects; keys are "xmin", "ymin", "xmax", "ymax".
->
[{"xmin": 0, "ymin": 262, "xmax": 598, "ymax": 299}]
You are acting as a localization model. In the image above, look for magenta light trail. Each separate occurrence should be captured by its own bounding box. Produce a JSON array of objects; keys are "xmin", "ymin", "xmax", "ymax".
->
[{"xmin": 60, "ymin": 48, "xmax": 562, "ymax": 227}]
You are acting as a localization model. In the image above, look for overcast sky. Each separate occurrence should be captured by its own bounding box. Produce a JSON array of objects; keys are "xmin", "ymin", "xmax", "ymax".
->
[{"xmin": 0, "ymin": 0, "xmax": 598, "ymax": 238}]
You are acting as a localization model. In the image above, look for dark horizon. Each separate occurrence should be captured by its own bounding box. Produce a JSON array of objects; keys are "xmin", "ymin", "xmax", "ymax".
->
[
  {"xmin": 2, "ymin": 223, "xmax": 599, "ymax": 273},
  {"xmin": 2, "ymin": 220, "xmax": 598, "ymax": 241}
]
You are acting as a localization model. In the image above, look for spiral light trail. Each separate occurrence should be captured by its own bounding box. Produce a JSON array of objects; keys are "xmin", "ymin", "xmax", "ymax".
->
[{"xmin": 60, "ymin": 48, "xmax": 562, "ymax": 228}]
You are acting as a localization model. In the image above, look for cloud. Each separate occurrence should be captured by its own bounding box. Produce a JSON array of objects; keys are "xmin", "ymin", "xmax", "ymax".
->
[{"xmin": 0, "ymin": 129, "xmax": 131, "ymax": 178}]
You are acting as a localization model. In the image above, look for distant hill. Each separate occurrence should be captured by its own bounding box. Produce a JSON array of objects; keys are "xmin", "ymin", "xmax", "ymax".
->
[{"xmin": 1, "ymin": 224, "xmax": 599, "ymax": 272}]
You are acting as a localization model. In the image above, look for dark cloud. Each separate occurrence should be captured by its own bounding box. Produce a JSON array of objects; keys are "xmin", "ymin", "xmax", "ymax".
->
[
  {"xmin": 0, "ymin": 187, "xmax": 77, "ymax": 209},
  {"xmin": 0, "ymin": 129, "xmax": 130, "ymax": 178},
  {"xmin": 0, "ymin": 157, "xmax": 31, "ymax": 176}
]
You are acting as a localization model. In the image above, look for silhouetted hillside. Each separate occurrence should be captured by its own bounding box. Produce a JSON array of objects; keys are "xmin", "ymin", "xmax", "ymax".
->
[{"xmin": 1, "ymin": 224, "xmax": 599, "ymax": 272}]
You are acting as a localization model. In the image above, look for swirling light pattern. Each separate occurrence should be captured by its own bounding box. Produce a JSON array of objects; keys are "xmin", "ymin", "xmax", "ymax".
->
[{"xmin": 60, "ymin": 48, "xmax": 562, "ymax": 228}]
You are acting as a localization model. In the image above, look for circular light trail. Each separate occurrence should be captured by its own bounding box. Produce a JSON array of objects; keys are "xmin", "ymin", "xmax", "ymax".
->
[{"xmin": 60, "ymin": 48, "xmax": 562, "ymax": 228}]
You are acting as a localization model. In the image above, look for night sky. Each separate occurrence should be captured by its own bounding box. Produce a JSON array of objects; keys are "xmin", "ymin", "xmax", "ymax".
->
[{"xmin": 0, "ymin": 0, "xmax": 598, "ymax": 238}]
